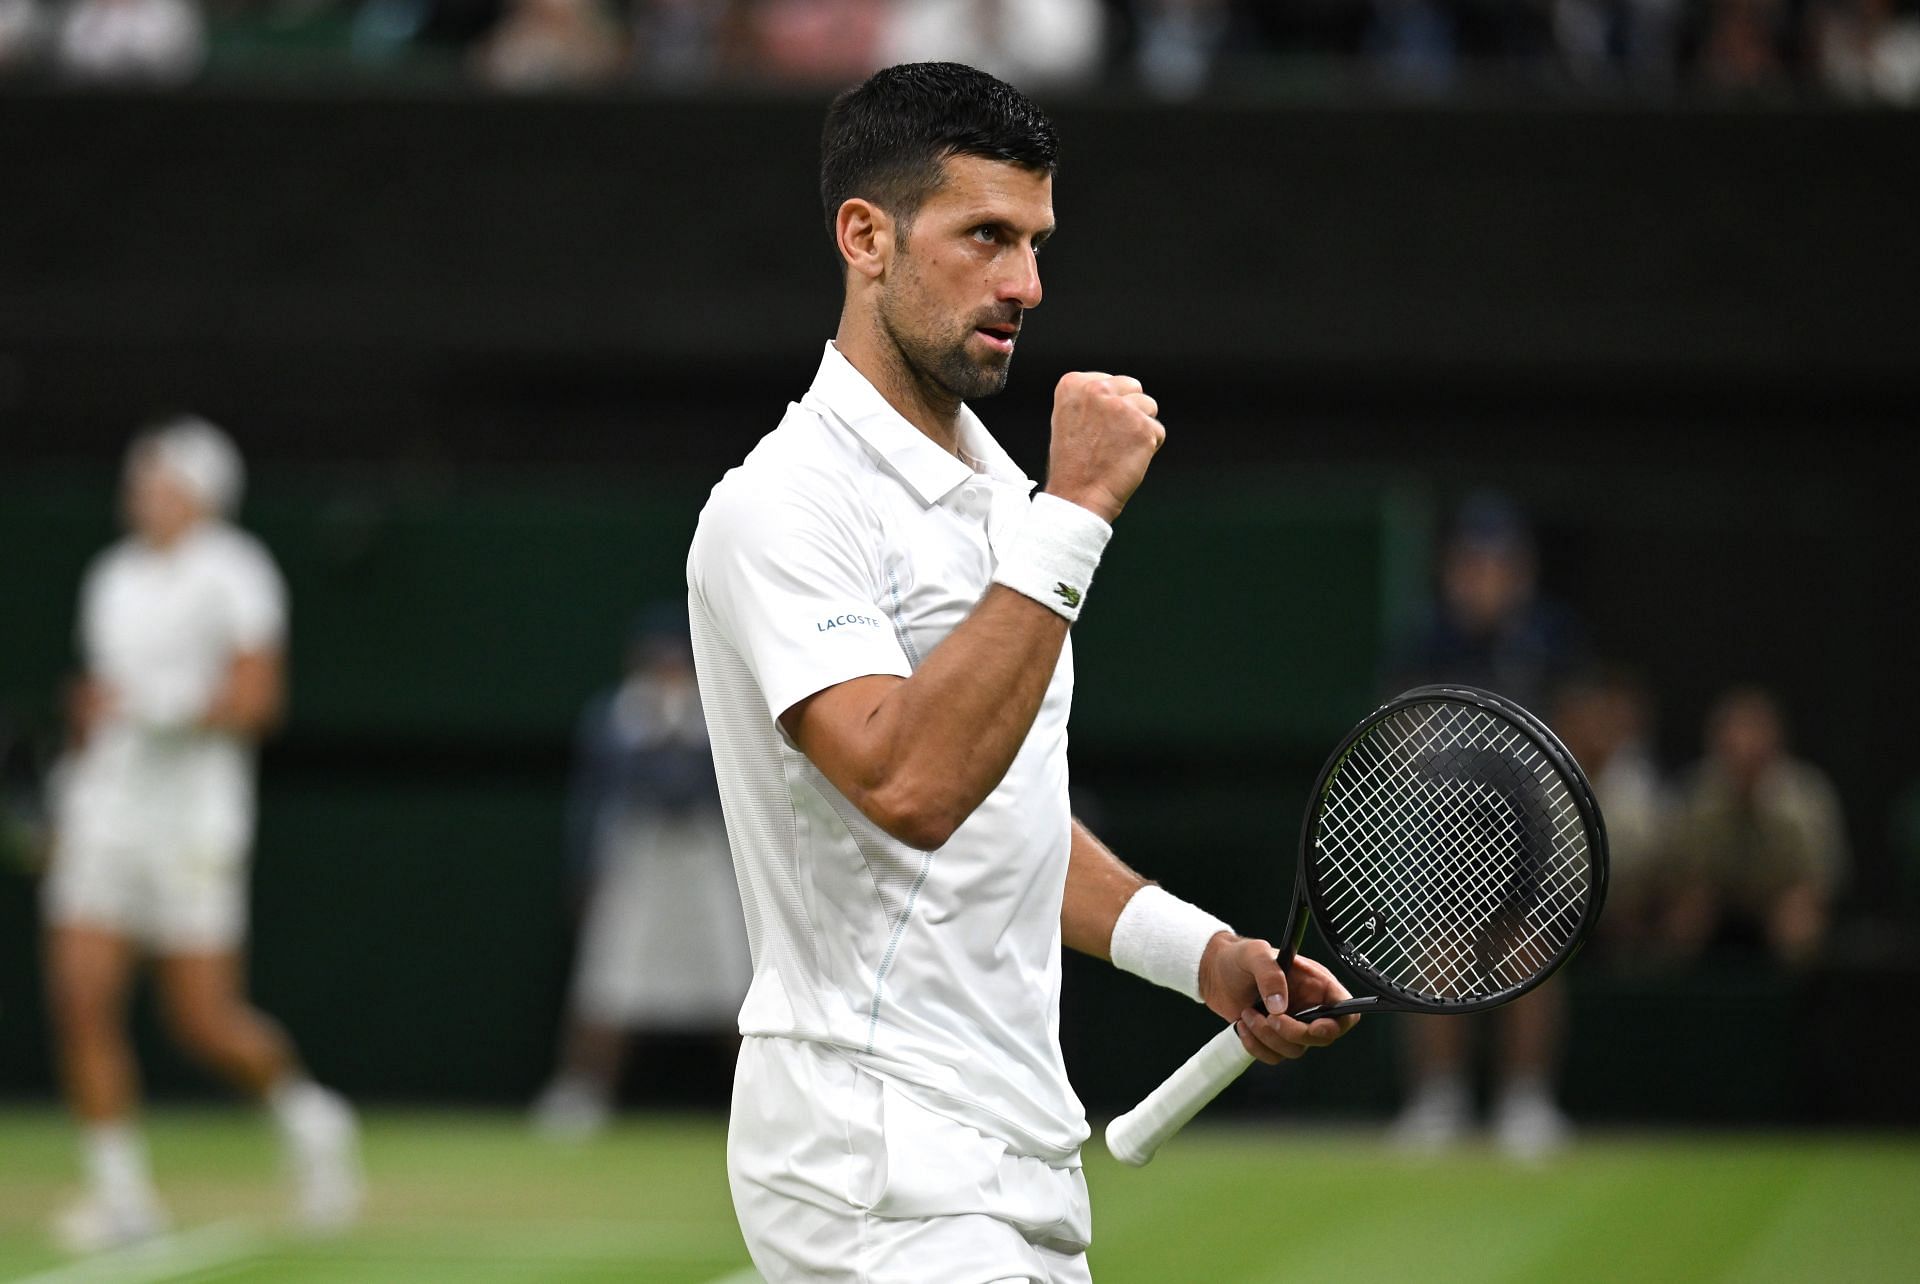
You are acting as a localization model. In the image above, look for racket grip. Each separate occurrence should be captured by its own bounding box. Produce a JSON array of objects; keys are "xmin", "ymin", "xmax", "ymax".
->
[{"xmin": 1105, "ymin": 1025, "xmax": 1255, "ymax": 1167}]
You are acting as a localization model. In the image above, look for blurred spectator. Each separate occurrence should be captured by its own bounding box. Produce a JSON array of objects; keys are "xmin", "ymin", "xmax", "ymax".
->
[
  {"xmin": 1809, "ymin": 0, "xmax": 1920, "ymax": 102},
  {"xmin": 1553, "ymin": 669, "xmax": 1668, "ymax": 957},
  {"xmin": 0, "ymin": 0, "xmax": 50, "ymax": 74},
  {"xmin": 1662, "ymin": 687, "xmax": 1848, "ymax": 968},
  {"xmin": 1389, "ymin": 490, "xmax": 1586, "ymax": 710},
  {"xmin": 749, "ymin": 0, "xmax": 884, "ymax": 84},
  {"xmin": 1133, "ymin": 0, "xmax": 1229, "ymax": 98},
  {"xmin": 1388, "ymin": 493, "xmax": 1587, "ymax": 1161},
  {"xmin": 53, "ymin": 0, "xmax": 205, "ymax": 84},
  {"xmin": 531, "ymin": 608, "xmax": 749, "ymax": 1138},
  {"xmin": 630, "ymin": 0, "xmax": 750, "ymax": 86},
  {"xmin": 470, "ymin": 0, "xmax": 624, "ymax": 90},
  {"xmin": 1552, "ymin": 0, "xmax": 1683, "ymax": 87},
  {"xmin": 1363, "ymin": 0, "xmax": 1460, "ymax": 93},
  {"xmin": 881, "ymin": 0, "xmax": 1107, "ymax": 90},
  {"xmin": 1697, "ymin": 0, "xmax": 1789, "ymax": 88}
]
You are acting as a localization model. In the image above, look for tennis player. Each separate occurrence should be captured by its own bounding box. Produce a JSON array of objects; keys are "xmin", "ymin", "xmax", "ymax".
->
[
  {"xmin": 42, "ymin": 418, "xmax": 360, "ymax": 1251},
  {"xmin": 687, "ymin": 63, "xmax": 1357, "ymax": 1282}
]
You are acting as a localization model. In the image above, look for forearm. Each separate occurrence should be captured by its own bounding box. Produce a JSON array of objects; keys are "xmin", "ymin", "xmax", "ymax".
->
[
  {"xmin": 1062, "ymin": 818, "xmax": 1236, "ymax": 1007},
  {"xmin": 1060, "ymin": 817, "xmax": 1148, "ymax": 959},
  {"xmin": 199, "ymin": 650, "xmax": 285, "ymax": 738}
]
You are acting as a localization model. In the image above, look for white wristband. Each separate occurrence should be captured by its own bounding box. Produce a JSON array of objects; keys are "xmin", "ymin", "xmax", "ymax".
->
[
  {"xmin": 1110, "ymin": 885, "xmax": 1233, "ymax": 1004},
  {"xmin": 991, "ymin": 492, "xmax": 1112, "ymax": 621}
]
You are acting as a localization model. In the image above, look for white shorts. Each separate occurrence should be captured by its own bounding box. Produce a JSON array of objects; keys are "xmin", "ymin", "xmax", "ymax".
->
[
  {"xmin": 729, "ymin": 1036, "xmax": 1092, "ymax": 1284},
  {"xmin": 42, "ymin": 830, "xmax": 249, "ymax": 953}
]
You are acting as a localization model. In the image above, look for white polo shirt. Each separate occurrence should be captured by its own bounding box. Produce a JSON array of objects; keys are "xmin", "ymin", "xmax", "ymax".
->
[
  {"xmin": 688, "ymin": 341, "xmax": 1086, "ymax": 1162},
  {"xmin": 62, "ymin": 519, "xmax": 286, "ymax": 854}
]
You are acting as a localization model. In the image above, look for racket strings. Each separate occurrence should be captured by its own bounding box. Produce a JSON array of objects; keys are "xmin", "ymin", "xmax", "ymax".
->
[{"xmin": 1312, "ymin": 702, "xmax": 1594, "ymax": 1005}]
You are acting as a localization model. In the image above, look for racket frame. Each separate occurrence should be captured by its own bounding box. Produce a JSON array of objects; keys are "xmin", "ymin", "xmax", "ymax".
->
[{"xmin": 1281, "ymin": 684, "xmax": 1608, "ymax": 1021}]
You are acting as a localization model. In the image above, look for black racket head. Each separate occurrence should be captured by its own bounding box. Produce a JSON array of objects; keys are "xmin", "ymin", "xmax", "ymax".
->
[{"xmin": 1297, "ymin": 684, "xmax": 1608, "ymax": 1014}]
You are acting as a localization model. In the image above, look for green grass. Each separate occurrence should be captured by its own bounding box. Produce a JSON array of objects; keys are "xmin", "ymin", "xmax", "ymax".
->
[{"xmin": 3, "ymin": 1109, "xmax": 1918, "ymax": 1282}]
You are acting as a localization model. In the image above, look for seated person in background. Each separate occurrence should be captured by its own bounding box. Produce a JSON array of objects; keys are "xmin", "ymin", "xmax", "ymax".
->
[
  {"xmin": 1554, "ymin": 669, "xmax": 1668, "ymax": 960},
  {"xmin": 1661, "ymin": 687, "xmax": 1849, "ymax": 968}
]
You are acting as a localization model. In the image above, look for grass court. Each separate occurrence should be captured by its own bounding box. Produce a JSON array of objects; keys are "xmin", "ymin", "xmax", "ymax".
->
[{"xmin": 2, "ymin": 1109, "xmax": 1916, "ymax": 1282}]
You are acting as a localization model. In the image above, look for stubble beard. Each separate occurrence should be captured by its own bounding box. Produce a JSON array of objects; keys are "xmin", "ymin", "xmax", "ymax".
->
[{"xmin": 878, "ymin": 275, "xmax": 1012, "ymax": 406}]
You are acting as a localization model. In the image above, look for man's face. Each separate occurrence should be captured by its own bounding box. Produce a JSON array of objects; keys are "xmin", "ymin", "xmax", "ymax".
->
[
  {"xmin": 875, "ymin": 154, "xmax": 1054, "ymax": 403},
  {"xmin": 1442, "ymin": 543, "xmax": 1533, "ymax": 634},
  {"xmin": 122, "ymin": 451, "xmax": 204, "ymax": 545}
]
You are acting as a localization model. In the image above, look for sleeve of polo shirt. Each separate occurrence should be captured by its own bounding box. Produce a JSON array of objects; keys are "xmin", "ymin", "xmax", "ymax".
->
[
  {"xmin": 221, "ymin": 537, "xmax": 289, "ymax": 653},
  {"xmin": 694, "ymin": 481, "xmax": 913, "ymax": 723}
]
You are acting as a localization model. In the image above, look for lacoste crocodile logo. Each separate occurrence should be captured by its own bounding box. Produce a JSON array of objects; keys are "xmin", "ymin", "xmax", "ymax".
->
[{"xmin": 1053, "ymin": 582, "xmax": 1082, "ymax": 609}]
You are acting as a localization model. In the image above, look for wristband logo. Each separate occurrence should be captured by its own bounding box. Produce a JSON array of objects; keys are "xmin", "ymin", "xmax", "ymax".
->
[
  {"xmin": 1053, "ymin": 582, "xmax": 1082, "ymax": 610},
  {"xmin": 817, "ymin": 613, "xmax": 884, "ymax": 632}
]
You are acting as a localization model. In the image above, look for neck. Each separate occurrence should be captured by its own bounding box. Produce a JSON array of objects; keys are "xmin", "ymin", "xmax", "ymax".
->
[{"xmin": 834, "ymin": 312, "xmax": 963, "ymax": 457}]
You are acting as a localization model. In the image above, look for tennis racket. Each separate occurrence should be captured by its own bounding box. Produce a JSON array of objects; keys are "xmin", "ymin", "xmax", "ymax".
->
[{"xmin": 1106, "ymin": 683, "xmax": 1608, "ymax": 1167}]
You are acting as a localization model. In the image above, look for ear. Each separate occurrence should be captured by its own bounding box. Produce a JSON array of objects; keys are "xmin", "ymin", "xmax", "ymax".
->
[{"xmin": 835, "ymin": 198, "xmax": 894, "ymax": 282}]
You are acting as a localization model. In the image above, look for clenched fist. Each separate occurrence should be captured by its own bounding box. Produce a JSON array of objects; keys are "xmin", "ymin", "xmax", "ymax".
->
[{"xmin": 1044, "ymin": 372, "xmax": 1164, "ymax": 524}]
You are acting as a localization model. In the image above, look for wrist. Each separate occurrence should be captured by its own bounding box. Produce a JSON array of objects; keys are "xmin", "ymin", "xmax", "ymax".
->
[
  {"xmin": 1110, "ymin": 884, "xmax": 1233, "ymax": 1003},
  {"xmin": 991, "ymin": 492, "xmax": 1112, "ymax": 622},
  {"xmin": 1040, "ymin": 485, "xmax": 1121, "ymax": 526}
]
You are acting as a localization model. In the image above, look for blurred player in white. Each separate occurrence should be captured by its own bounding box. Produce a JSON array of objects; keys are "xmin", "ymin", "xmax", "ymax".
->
[
  {"xmin": 689, "ymin": 64, "xmax": 1357, "ymax": 1282},
  {"xmin": 42, "ymin": 417, "xmax": 361, "ymax": 1251}
]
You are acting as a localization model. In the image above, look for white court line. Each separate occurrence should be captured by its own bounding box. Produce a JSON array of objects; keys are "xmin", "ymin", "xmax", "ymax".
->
[{"xmin": 10, "ymin": 1223, "xmax": 257, "ymax": 1284}]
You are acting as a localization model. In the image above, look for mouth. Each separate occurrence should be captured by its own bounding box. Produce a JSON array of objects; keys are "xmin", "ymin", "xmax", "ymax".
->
[{"xmin": 973, "ymin": 323, "xmax": 1019, "ymax": 355}]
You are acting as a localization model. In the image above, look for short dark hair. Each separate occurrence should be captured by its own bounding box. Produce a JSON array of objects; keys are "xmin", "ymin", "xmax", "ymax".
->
[{"xmin": 819, "ymin": 62, "xmax": 1058, "ymax": 248}]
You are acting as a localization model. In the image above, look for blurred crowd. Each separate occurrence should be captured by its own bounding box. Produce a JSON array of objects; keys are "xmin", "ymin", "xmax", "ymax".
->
[
  {"xmin": 2, "ymin": 0, "xmax": 1916, "ymax": 101},
  {"xmin": 1384, "ymin": 492, "xmax": 1854, "ymax": 1158},
  {"xmin": 1400, "ymin": 494, "xmax": 1852, "ymax": 979}
]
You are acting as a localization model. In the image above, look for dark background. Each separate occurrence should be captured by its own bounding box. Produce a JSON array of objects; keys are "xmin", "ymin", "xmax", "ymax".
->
[{"xmin": 3, "ymin": 91, "xmax": 1917, "ymax": 1123}]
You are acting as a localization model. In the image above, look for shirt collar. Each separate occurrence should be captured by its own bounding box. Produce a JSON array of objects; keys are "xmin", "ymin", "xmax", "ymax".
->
[{"xmin": 803, "ymin": 341, "xmax": 1035, "ymax": 508}]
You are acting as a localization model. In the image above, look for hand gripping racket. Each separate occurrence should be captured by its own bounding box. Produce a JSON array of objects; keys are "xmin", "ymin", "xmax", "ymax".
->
[{"xmin": 1106, "ymin": 683, "xmax": 1608, "ymax": 1166}]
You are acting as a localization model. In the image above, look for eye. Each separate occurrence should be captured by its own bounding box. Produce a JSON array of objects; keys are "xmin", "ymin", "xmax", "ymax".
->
[{"xmin": 971, "ymin": 224, "xmax": 1000, "ymax": 244}]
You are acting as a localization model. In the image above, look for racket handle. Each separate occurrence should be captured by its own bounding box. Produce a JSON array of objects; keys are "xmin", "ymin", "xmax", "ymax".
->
[
  {"xmin": 1105, "ymin": 1025, "xmax": 1254, "ymax": 1167},
  {"xmin": 1289, "ymin": 995, "xmax": 1382, "ymax": 1023}
]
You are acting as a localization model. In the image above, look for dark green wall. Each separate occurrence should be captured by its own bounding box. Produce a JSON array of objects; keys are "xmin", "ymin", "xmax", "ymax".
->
[
  {"xmin": 0, "ymin": 473, "xmax": 1424, "ymax": 1108},
  {"xmin": 4, "ymin": 92, "xmax": 1917, "ymax": 1121}
]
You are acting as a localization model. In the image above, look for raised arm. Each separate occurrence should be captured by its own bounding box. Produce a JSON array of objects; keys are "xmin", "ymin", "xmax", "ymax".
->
[
  {"xmin": 782, "ymin": 371, "xmax": 1163, "ymax": 851},
  {"xmin": 783, "ymin": 591, "xmax": 1067, "ymax": 850}
]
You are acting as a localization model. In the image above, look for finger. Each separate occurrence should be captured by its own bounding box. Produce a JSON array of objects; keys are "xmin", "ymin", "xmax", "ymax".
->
[
  {"xmin": 1288, "ymin": 957, "xmax": 1358, "ymax": 1037},
  {"xmin": 1105, "ymin": 375, "xmax": 1144, "ymax": 396},
  {"xmin": 1125, "ymin": 391, "xmax": 1159, "ymax": 419},
  {"xmin": 1232, "ymin": 1017, "xmax": 1284, "ymax": 1065},
  {"xmin": 1145, "ymin": 418, "xmax": 1165, "ymax": 452},
  {"xmin": 1272, "ymin": 1011, "xmax": 1339, "ymax": 1048},
  {"xmin": 1247, "ymin": 949, "xmax": 1289, "ymax": 1019},
  {"xmin": 1236, "ymin": 1011, "xmax": 1303, "ymax": 1064},
  {"xmin": 1250, "ymin": 994, "xmax": 1339, "ymax": 1048}
]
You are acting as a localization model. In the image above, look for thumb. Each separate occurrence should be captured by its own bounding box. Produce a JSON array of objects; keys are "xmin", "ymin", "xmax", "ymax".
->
[{"xmin": 1252, "ymin": 950, "xmax": 1290, "ymax": 1016}]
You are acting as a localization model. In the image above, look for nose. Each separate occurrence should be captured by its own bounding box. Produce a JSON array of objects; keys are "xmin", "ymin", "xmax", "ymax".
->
[{"xmin": 998, "ymin": 245, "xmax": 1042, "ymax": 310}]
